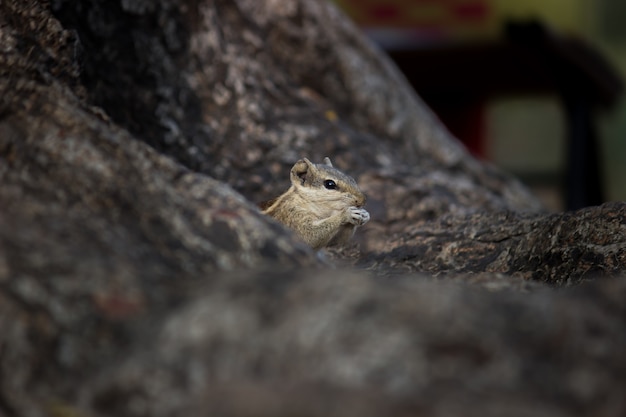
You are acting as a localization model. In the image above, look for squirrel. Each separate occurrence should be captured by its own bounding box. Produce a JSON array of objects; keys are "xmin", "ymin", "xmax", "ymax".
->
[{"xmin": 261, "ymin": 157, "xmax": 370, "ymax": 250}]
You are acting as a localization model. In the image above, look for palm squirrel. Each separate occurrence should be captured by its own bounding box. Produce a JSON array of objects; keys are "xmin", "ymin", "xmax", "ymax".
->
[{"xmin": 262, "ymin": 157, "xmax": 370, "ymax": 250}]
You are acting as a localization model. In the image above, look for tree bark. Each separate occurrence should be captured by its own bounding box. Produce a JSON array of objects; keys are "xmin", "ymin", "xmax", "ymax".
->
[{"xmin": 1, "ymin": 0, "xmax": 625, "ymax": 416}]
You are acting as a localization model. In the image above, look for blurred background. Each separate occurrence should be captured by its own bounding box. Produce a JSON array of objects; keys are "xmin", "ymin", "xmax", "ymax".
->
[{"xmin": 331, "ymin": 0, "xmax": 626, "ymax": 211}]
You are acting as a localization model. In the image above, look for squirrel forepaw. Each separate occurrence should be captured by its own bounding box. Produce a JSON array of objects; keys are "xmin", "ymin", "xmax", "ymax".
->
[{"xmin": 347, "ymin": 207, "xmax": 370, "ymax": 226}]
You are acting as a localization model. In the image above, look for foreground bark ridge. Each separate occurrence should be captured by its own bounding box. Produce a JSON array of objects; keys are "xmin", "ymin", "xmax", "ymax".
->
[{"xmin": 1, "ymin": 1, "xmax": 625, "ymax": 416}]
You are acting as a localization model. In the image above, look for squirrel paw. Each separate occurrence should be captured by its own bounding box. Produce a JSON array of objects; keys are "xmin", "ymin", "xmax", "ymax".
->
[{"xmin": 348, "ymin": 207, "xmax": 370, "ymax": 226}]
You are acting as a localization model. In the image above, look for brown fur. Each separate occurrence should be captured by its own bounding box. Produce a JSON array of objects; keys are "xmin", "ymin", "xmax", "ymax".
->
[{"xmin": 262, "ymin": 158, "xmax": 370, "ymax": 249}]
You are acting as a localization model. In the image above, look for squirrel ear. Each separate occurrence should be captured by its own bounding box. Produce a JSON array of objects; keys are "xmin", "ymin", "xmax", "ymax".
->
[
  {"xmin": 323, "ymin": 157, "xmax": 333, "ymax": 167},
  {"xmin": 291, "ymin": 159, "xmax": 310, "ymax": 185}
]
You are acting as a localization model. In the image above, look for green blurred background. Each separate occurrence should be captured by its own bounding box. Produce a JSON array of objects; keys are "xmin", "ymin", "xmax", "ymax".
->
[{"xmin": 332, "ymin": 0, "xmax": 626, "ymax": 210}]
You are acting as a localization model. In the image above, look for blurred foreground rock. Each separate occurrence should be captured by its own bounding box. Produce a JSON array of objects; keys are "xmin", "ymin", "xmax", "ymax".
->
[{"xmin": 1, "ymin": 0, "xmax": 625, "ymax": 416}]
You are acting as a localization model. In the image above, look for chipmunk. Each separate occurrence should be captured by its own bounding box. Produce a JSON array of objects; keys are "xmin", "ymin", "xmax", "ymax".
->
[{"xmin": 262, "ymin": 157, "xmax": 370, "ymax": 250}]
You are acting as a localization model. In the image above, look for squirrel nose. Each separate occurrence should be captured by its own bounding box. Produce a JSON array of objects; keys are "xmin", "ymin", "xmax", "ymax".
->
[{"xmin": 355, "ymin": 193, "xmax": 366, "ymax": 207}]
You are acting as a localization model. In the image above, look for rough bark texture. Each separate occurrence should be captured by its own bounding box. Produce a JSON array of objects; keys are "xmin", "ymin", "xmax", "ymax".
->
[
  {"xmin": 1, "ymin": 0, "xmax": 626, "ymax": 416},
  {"xmin": 366, "ymin": 202, "xmax": 626, "ymax": 284}
]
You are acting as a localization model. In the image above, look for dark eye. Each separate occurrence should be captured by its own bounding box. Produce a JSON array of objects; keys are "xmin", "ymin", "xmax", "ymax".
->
[{"xmin": 324, "ymin": 179, "xmax": 337, "ymax": 190}]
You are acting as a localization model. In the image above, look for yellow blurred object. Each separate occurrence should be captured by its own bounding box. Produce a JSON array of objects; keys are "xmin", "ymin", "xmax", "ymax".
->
[
  {"xmin": 492, "ymin": 0, "xmax": 594, "ymax": 36},
  {"xmin": 325, "ymin": 110, "xmax": 338, "ymax": 122}
]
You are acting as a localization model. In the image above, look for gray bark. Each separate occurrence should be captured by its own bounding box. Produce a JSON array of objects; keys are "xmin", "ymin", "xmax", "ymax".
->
[{"xmin": 1, "ymin": 0, "xmax": 625, "ymax": 416}]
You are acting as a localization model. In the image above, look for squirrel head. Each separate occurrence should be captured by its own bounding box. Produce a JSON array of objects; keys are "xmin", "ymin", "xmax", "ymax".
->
[{"xmin": 290, "ymin": 157, "xmax": 366, "ymax": 207}]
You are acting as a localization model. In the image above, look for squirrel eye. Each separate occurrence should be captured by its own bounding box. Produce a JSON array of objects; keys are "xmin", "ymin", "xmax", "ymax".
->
[{"xmin": 324, "ymin": 179, "xmax": 337, "ymax": 190}]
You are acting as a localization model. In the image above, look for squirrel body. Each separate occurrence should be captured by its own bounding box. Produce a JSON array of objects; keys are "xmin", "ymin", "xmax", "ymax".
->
[{"xmin": 262, "ymin": 157, "xmax": 370, "ymax": 249}]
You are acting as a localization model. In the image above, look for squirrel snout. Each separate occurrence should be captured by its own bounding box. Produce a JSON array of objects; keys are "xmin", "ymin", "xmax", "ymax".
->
[{"xmin": 354, "ymin": 193, "xmax": 366, "ymax": 208}]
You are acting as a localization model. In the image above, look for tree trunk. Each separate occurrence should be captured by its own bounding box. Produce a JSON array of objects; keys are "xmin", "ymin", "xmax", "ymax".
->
[{"xmin": 1, "ymin": 0, "xmax": 625, "ymax": 416}]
